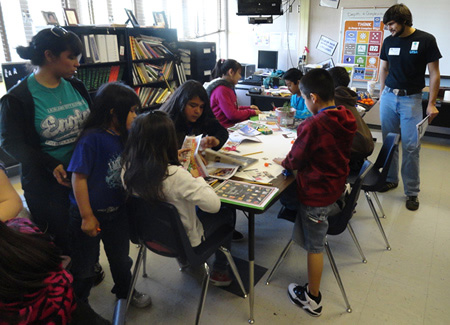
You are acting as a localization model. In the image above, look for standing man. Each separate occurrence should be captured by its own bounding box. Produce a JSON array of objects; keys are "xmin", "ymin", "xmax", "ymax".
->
[{"xmin": 379, "ymin": 4, "xmax": 441, "ymax": 211}]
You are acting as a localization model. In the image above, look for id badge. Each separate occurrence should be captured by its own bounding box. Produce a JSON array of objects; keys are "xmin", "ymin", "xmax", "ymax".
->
[{"xmin": 388, "ymin": 47, "xmax": 400, "ymax": 56}]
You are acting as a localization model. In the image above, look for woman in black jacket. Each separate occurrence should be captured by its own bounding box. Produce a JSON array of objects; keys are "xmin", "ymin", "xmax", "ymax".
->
[{"xmin": 0, "ymin": 27, "xmax": 91, "ymax": 255}]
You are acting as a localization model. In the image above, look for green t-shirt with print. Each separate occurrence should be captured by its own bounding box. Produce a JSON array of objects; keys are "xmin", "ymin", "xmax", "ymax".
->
[{"xmin": 28, "ymin": 74, "xmax": 90, "ymax": 168}]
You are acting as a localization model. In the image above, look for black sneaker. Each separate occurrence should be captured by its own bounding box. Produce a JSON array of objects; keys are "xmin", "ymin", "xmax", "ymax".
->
[
  {"xmin": 406, "ymin": 196, "xmax": 419, "ymax": 211},
  {"xmin": 277, "ymin": 206, "xmax": 297, "ymax": 222},
  {"xmin": 287, "ymin": 283, "xmax": 322, "ymax": 317},
  {"xmin": 232, "ymin": 230, "xmax": 245, "ymax": 242},
  {"xmin": 378, "ymin": 182, "xmax": 398, "ymax": 193},
  {"xmin": 93, "ymin": 263, "xmax": 105, "ymax": 287}
]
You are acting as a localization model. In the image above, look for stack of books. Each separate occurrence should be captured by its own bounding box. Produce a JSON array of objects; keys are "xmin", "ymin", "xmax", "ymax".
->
[{"xmin": 129, "ymin": 35, "xmax": 173, "ymax": 60}]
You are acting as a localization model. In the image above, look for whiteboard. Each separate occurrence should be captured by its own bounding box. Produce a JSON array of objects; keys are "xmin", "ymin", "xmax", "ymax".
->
[{"xmin": 402, "ymin": 0, "xmax": 449, "ymax": 76}]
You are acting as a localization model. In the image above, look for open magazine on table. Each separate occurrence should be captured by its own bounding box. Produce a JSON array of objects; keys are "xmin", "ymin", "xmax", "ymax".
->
[
  {"xmin": 181, "ymin": 135, "xmax": 240, "ymax": 180},
  {"xmin": 204, "ymin": 148, "xmax": 258, "ymax": 170}
]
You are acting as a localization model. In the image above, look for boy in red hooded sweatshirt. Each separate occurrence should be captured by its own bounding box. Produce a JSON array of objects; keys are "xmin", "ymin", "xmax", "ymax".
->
[{"xmin": 273, "ymin": 68, "xmax": 356, "ymax": 317}]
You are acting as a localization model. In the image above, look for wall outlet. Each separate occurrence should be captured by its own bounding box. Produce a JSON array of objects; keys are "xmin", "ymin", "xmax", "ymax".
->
[
  {"xmin": 289, "ymin": 5, "xmax": 292, "ymax": 13},
  {"xmin": 298, "ymin": 4, "xmax": 301, "ymax": 13}
]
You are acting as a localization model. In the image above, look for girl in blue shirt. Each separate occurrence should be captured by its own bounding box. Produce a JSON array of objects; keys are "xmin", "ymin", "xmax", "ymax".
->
[
  {"xmin": 283, "ymin": 68, "xmax": 312, "ymax": 120},
  {"xmin": 68, "ymin": 82, "xmax": 152, "ymax": 309}
]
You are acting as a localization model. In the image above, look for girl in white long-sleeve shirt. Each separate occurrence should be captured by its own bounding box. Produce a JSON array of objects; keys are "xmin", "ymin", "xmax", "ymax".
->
[{"xmin": 122, "ymin": 111, "xmax": 234, "ymax": 286}]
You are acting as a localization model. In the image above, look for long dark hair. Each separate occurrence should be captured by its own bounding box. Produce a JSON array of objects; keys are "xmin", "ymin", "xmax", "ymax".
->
[
  {"xmin": 16, "ymin": 27, "xmax": 83, "ymax": 66},
  {"xmin": 211, "ymin": 59, "xmax": 242, "ymax": 79},
  {"xmin": 159, "ymin": 80, "xmax": 214, "ymax": 145},
  {"xmin": 79, "ymin": 82, "xmax": 141, "ymax": 144},
  {"xmin": 122, "ymin": 111, "xmax": 180, "ymax": 203},
  {"xmin": 0, "ymin": 221, "xmax": 61, "ymax": 302}
]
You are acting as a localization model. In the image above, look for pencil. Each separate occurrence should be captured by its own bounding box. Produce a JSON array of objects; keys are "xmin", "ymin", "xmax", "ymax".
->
[
  {"xmin": 242, "ymin": 151, "xmax": 263, "ymax": 157},
  {"xmin": 246, "ymin": 181, "xmax": 273, "ymax": 186}
]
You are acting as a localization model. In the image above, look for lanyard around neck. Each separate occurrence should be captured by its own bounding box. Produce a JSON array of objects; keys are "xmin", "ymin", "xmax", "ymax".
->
[{"xmin": 318, "ymin": 105, "xmax": 337, "ymax": 113}]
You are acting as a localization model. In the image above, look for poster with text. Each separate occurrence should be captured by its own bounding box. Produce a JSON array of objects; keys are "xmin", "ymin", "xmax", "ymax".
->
[{"xmin": 339, "ymin": 7, "xmax": 389, "ymax": 82}]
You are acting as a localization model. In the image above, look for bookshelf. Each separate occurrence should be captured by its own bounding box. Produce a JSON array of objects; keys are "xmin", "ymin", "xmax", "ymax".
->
[{"xmin": 65, "ymin": 26, "xmax": 180, "ymax": 110}]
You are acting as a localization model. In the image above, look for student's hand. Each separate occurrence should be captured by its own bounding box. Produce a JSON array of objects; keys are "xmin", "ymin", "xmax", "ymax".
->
[
  {"xmin": 201, "ymin": 136, "xmax": 220, "ymax": 149},
  {"xmin": 81, "ymin": 214, "xmax": 100, "ymax": 237},
  {"xmin": 251, "ymin": 106, "xmax": 261, "ymax": 115},
  {"xmin": 53, "ymin": 164, "xmax": 71, "ymax": 188},
  {"xmin": 178, "ymin": 148, "xmax": 191, "ymax": 163},
  {"xmin": 273, "ymin": 157, "xmax": 284, "ymax": 165}
]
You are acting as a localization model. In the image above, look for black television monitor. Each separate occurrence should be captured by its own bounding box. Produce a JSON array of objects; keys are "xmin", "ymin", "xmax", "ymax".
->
[
  {"xmin": 258, "ymin": 50, "xmax": 278, "ymax": 70},
  {"xmin": 237, "ymin": 0, "xmax": 283, "ymax": 16}
]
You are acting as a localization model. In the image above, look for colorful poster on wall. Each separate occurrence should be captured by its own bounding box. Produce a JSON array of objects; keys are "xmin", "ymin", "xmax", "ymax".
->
[{"xmin": 339, "ymin": 7, "xmax": 389, "ymax": 82}]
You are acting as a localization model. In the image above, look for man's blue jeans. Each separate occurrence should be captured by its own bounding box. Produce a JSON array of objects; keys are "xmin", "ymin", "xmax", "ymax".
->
[{"xmin": 379, "ymin": 88, "xmax": 423, "ymax": 196}]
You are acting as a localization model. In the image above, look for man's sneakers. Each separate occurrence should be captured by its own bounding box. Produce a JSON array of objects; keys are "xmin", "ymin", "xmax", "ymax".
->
[
  {"xmin": 287, "ymin": 283, "xmax": 322, "ymax": 317},
  {"xmin": 378, "ymin": 182, "xmax": 398, "ymax": 193},
  {"xmin": 406, "ymin": 196, "xmax": 419, "ymax": 211},
  {"xmin": 210, "ymin": 269, "xmax": 232, "ymax": 287},
  {"xmin": 130, "ymin": 290, "xmax": 152, "ymax": 308}
]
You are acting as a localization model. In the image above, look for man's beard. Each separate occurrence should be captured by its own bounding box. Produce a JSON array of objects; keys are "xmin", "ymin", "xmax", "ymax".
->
[{"xmin": 393, "ymin": 24, "xmax": 406, "ymax": 37}]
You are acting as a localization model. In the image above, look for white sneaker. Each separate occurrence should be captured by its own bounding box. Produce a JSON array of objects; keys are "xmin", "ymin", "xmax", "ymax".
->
[
  {"xmin": 287, "ymin": 283, "xmax": 322, "ymax": 317},
  {"xmin": 130, "ymin": 290, "xmax": 152, "ymax": 308}
]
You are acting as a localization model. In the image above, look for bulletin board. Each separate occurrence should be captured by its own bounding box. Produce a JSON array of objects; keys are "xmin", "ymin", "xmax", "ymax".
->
[{"xmin": 339, "ymin": 7, "xmax": 389, "ymax": 82}]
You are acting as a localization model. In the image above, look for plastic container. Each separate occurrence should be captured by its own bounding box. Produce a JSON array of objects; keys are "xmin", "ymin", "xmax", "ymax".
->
[{"xmin": 275, "ymin": 107, "xmax": 296, "ymax": 127}]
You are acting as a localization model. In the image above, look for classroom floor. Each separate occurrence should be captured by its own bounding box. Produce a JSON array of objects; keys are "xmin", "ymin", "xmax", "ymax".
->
[{"xmin": 10, "ymin": 130, "xmax": 450, "ymax": 324}]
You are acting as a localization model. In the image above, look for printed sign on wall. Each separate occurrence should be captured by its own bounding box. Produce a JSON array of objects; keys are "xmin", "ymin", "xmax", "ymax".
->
[{"xmin": 339, "ymin": 7, "xmax": 389, "ymax": 82}]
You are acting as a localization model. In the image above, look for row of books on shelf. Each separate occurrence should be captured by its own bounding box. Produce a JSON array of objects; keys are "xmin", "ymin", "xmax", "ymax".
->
[
  {"xmin": 131, "ymin": 61, "xmax": 174, "ymax": 85},
  {"xmin": 135, "ymin": 86, "xmax": 174, "ymax": 107},
  {"xmin": 129, "ymin": 35, "xmax": 173, "ymax": 60},
  {"xmin": 81, "ymin": 34, "xmax": 125, "ymax": 64},
  {"xmin": 77, "ymin": 65, "xmax": 124, "ymax": 91}
]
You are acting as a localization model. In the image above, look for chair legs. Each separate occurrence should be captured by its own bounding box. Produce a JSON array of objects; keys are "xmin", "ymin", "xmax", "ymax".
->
[
  {"xmin": 195, "ymin": 263, "xmax": 210, "ymax": 325},
  {"xmin": 126, "ymin": 244, "xmax": 146, "ymax": 313},
  {"xmin": 219, "ymin": 246, "xmax": 248, "ymax": 298},
  {"xmin": 365, "ymin": 191, "xmax": 391, "ymax": 250},
  {"xmin": 265, "ymin": 240, "xmax": 294, "ymax": 285},
  {"xmin": 324, "ymin": 240, "xmax": 352, "ymax": 313},
  {"xmin": 142, "ymin": 248, "xmax": 148, "ymax": 278},
  {"xmin": 346, "ymin": 223, "xmax": 367, "ymax": 263},
  {"xmin": 372, "ymin": 192, "xmax": 386, "ymax": 219}
]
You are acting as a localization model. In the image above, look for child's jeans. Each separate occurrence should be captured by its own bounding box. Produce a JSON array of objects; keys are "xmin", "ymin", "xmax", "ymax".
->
[
  {"xmin": 69, "ymin": 205, "xmax": 132, "ymax": 302},
  {"xmin": 279, "ymin": 183, "xmax": 341, "ymax": 253}
]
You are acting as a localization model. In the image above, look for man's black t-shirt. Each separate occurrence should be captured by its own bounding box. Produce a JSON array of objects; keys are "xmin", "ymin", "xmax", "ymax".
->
[{"xmin": 380, "ymin": 29, "xmax": 441, "ymax": 90}]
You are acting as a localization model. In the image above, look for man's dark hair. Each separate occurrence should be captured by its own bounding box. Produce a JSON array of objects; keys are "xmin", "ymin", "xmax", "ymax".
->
[
  {"xmin": 299, "ymin": 68, "xmax": 334, "ymax": 101},
  {"xmin": 328, "ymin": 67, "xmax": 350, "ymax": 88},
  {"xmin": 383, "ymin": 4, "xmax": 413, "ymax": 27},
  {"xmin": 282, "ymin": 68, "xmax": 303, "ymax": 83}
]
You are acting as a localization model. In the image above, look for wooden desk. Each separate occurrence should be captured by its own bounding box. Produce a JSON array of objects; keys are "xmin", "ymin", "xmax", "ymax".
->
[
  {"xmin": 247, "ymin": 93, "xmax": 290, "ymax": 111},
  {"xmin": 219, "ymin": 124, "xmax": 296, "ymax": 323}
]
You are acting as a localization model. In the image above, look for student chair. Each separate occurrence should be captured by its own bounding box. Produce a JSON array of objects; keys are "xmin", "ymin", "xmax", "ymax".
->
[
  {"xmin": 112, "ymin": 299, "xmax": 126, "ymax": 325},
  {"xmin": 347, "ymin": 132, "xmax": 400, "ymax": 251},
  {"xmin": 265, "ymin": 160, "xmax": 373, "ymax": 313},
  {"xmin": 126, "ymin": 197, "xmax": 247, "ymax": 325}
]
